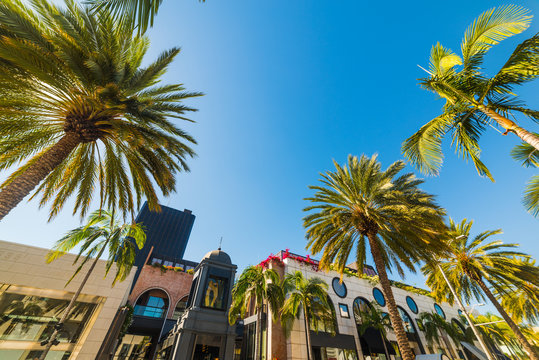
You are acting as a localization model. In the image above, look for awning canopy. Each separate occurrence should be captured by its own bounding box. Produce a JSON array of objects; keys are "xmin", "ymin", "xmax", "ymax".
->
[{"xmin": 461, "ymin": 342, "xmax": 488, "ymax": 360}]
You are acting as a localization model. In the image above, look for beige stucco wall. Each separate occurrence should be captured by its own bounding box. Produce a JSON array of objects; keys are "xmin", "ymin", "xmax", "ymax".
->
[
  {"xmin": 280, "ymin": 257, "xmax": 468, "ymax": 360},
  {"xmin": 0, "ymin": 240, "xmax": 134, "ymax": 360}
]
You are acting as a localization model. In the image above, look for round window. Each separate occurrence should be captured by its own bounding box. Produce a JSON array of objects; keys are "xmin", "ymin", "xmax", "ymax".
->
[
  {"xmin": 332, "ymin": 278, "xmax": 347, "ymax": 298},
  {"xmin": 372, "ymin": 288, "xmax": 385, "ymax": 307},
  {"xmin": 458, "ymin": 309, "xmax": 463, "ymax": 316},
  {"xmin": 434, "ymin": 303, "xmax": 446, "ymax": 319},
  {"xmin": 406, "ymin": 296, "xmax": 418, "ymax": 314}
]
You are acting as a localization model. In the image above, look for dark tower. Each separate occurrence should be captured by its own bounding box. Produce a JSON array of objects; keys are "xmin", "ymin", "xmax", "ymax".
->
[{"xmin": 132, "ymin": 202, "xmax": 196, "ymax": 281}]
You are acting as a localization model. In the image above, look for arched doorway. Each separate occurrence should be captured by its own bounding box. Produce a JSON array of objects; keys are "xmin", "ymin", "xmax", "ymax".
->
[
  {"xmin": 397, "ymin": 306, "xmax": 425, "ymax": 355},
  {"xmin": 134, "ymin": 288, "xmax": 170, "ymax": 318}
]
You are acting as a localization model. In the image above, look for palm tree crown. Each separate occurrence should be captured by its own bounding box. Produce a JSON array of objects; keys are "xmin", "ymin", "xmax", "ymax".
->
[
  {"xmin": 422, "ymin": 218, "xmax": 539, "ymax": 359},
  {"xmin": 304, "ymin": 154, "xmax": 447, "ymax": 360},
  {"xmin": 403, "ymin": 5, "xmax": 539, "ymax": 181},
  {"xmin": 0, "ymin": 0, "xmax": 201, "ymax": 221}
]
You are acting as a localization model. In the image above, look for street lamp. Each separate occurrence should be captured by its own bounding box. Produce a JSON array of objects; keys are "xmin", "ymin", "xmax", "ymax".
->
[{"xmin": 437, "ymin": 235, "xmax": 495, "ymax": 360}]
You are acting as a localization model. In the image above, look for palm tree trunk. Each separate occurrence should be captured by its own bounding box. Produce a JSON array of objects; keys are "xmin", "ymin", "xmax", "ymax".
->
[
  {"xmin": 480, "ymin": 107, "xmax": 539, "ymax": 151},
  {"xmin": 0, "ymin": 133, "xmax": 80, "ymax": 221},
  {"xmin": 304, "ymin": 309, "xmax": 313, "ymax": 360},
  {"xmin": 381, "ymin": 330, "xmax": 390, "ymax": 360},
  {"xmin": 367, "ymin": 233, "xmax": 415, "ymax": 360},
  {"xmin": 38, "ymin": 238, "xmax": 108, "ymax": 360},
  {"xmin": 475, "ymin": 279, "xmax": 539, "ymax": 360}
]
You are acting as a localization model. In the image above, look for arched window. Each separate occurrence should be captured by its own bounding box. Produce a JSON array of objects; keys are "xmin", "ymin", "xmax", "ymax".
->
[
  {"xmin": 397, "ymin": 306, "xmax": 416, "ymax": 334},
  {"xmin": 172, "ymin": 296, "xmax": 189, "ymax": 320},
  {"xmin": 309, "ymin": 296, "xmax": 337, "ymax": 334},
  {"xmin": 452, "ymin": 318, "xmax": 466, "ymax": 337},
  {"xmin": 134, "ymin": 289, "xmax": 169, "ymax": 318},
  {"xmin": 352, "ymin": 297, "xmax": 371, "ymax": 325}
]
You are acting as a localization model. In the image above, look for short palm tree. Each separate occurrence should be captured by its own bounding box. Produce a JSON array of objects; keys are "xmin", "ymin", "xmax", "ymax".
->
[
  {"xmin": 354, "ymin": 303, "xmax": 392, "ymax": 358},
  {"xmin": 228, "ymin": 266, "xmax": 283, "ymax": 360},
  {"xmin": 304, "ymin": 154, "xmax": 447, "ymax": 360},
  {"xmin": 471, "ymin": 313, "xmax": 539, "ymax": 360},
  {"xmin": 0, "ymin": 0, "xmax": 201, "ymax": 222},
  {"xmin": 280, "ymin": 271, "xmax": 334, "ymax": 360},
  {"xmin": 511, "ymin": 141, "xmax": 539, "ymax": 217},
  {"xmin": 417, "ymin": 312, "xmax": 460, "ymax": 358},
  {"xmin": 422, "ymin": 218, "xmax": 539, "ymax": 360},
  {"xmin": 39, "ymin": 209, "xmax": 146, "ymax": 360},
  {"xmin": 403, "ymin": 5, "xmax": 539, "ymax": 182},
  {"xmin": 88, "ymin": 0, "xmax": 205, "ymax": 35}
]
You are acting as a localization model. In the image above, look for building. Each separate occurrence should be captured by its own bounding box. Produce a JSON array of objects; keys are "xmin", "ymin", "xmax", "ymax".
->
[
  {"xmin": 241, "ymin": 250, "xmax": 481, "ymax": 360},
  {"xmin": 102, "ymin": 203, "xmax": 198, "ymax": 360},
  {"xmin": 132, "ymin": 202, "xmax": 196, "ymax": 285},
  {"xmin": 0, "ymin": 240, "xmax": 134, "ymax": 360}
]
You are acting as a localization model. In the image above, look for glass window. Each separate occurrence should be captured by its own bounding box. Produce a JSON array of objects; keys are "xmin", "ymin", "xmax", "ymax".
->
[
  {"xmin": 172, "ymin": 296, "xmax": 189, "ymax": 320},
  {"xmin": 309, "ymin": 296, "xmax": 337, "ymax": 334},
  {"xmin": 134, "ymin": 289, "xmax": 169, "ymax": 318},
  {"xmin": 312, "ymin": 346, "xmax": 358, "ymax": 360},
  {"xmin": 397, "ymin": 306, "xmax": 416, "ymax": 334},
  {"xmin": 434, "ymin": 303, "xmax": 446, "ymax": 319},
  {"xmin": 352, "ymin": 297, "xmax": 371, "ymax": 325},
  {"xmin": 458, "ymin": 309, "xmax": 463, "ymax": 316},
  {"xmin": 406, "ymin": 296, "xmax": 418, "ymax": 314},
  {"xmin": 332, "ymin": 278, "xmax": 347, "ymax": 298},
  {"xmin": 0, "ymin": 286, "xmax": 98, "ymax": 344},
  {"xmin": 372, "ymin": 288, "xmax": 385, "ymax": 307},
  {"xmin": 338, "ymin": 303, "xmax": 350, "ymax": 318},
  {"xmin": 452, "ymin": 318, "xmax": 466, "ymax": 336},
  {"xmin": 203, "ymin": 275, "xmax": 228, "ymax": 310}
]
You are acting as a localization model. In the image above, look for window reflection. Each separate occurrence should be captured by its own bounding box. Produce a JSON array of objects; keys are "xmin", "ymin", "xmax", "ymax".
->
[
  {"xmin": 134, "ymin": 289, "xmax": 169, "ymax": 318},
  {"xmin": 203, "ymin": 276, "xmax": 227, "ymax": 310},
  {"xmin": 397, "ymin": 306, "xmax": 416, "ymax": 334},
  {"xmin": 172, "ymin": 296, "xmax": 189, "ymax": 320},
  {"xmin": 309, "ymin": 296, "xmax": 337, "ymax": 334}
]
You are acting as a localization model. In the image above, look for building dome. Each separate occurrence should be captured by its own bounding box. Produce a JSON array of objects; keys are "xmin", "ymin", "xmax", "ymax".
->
[{"xmin": 202, "ymin": 249, "xmax": 232, "ymax": 264}]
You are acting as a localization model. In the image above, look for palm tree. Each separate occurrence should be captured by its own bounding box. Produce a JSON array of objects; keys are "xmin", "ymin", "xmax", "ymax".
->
[
  {"xmin": 417, "ymin": 312, "xmax": 460, "ymax": 358},
  {"xmin": 39, "ymin": 209, "xmax": 146, "ymax": 360},
  {"xmin": 0, "ymin": 0, "xmax": 201, "ymax": 222},
  {"xmin": 511, "ymin": 141, "xmax": 539, "ymax": 217},
  {"xmin": 403, "ymin": 5, "xmax": 539, "ymax": 182},
  {"xmin": 470, "ymin": 313, "xmax": 539, "ymax": 360},
  {"xmin": 228, "ymin": 266, "xmax": 283, "ymax": 360},
  {"xmin": 354, "ymin": 302, "xmax": 392, "ymax": 359},
  {"xmin": 422, "ymin": 218, "xmax": 539, "ymax": 360},
  {"xmin": 280, "ymin": 271, "xmax": 334, "ymax": 360},
  {"xmin": 304, "ymin": 154, "xmax": 447, "ymax": 360},
  {"xmin": 88, "ymin": 0, "xmax": 206, "ymax": 35}
]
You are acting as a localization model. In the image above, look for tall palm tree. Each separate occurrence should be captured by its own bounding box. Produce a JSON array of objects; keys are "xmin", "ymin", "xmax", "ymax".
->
[
  {"xmin": 0, "ymin": 0, "xmax": 201, "ymax": 222},
  {"xmin": 88, "ymin": 0, "xmax": 206, "ymax": 35},
  {"xmin": 304, "ymin": 154, "xmax": 447, "ymax": 360},
  {"xmin": 354, "ymin": 302, "xmax": 392, "ymax": 359},
  {"xmin": 417, "ymin": 312, "xmax": 460, "ymax": 358},
  {"xmin": 280, "ymin": 271, "xmax": 334, "ymax": 360},
  {"xmin": 39, "ymin": 209, "xmax": 145, "ymax": 360},
  {"xmin": 228, "ymin": 266, "xmax": 283, "ymax": 360},
  {"xmin": 422, "ymin": 218, "xmax": 539, "ymax": 360},
  {"xmin": 403, "ymin": 5, "xmax": 539, "ymax": 182}
]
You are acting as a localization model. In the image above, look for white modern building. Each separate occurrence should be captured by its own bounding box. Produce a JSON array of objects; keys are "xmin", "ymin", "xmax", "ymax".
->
[
  {"xmin": 0, "ymin": 240, "xmax": 134, "ymax": 360},
  {"xmin": 245, "ymin": 250, "xmax": 480, "ymax": 360}
]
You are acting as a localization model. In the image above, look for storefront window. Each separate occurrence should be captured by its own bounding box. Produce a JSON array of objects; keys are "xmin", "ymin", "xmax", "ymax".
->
[
  {"xmin": 203, "ymin": 275, "xmax": 228, "ymax": 310},
  {"xmin": 309, "ymin": 296, "xmax": 337, "ymax": 334},
  {"xmin": 312, "ymin": 346, "xmax": 358, "ymax": 360},
  {"xmin": 172, "ymin": 296, "xmax": 189, "ymax": 320}
]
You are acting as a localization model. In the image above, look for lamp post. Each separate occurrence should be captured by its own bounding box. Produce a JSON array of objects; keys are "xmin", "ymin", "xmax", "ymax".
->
[{"xmin": 437, "ymin": 235, "xmax": 495, "ymax": 360}]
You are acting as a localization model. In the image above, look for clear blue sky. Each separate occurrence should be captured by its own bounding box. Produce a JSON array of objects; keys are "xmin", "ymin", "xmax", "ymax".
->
[{"xmin": 1, "ymin": 0, "xmax": 538, "ymax": 312}]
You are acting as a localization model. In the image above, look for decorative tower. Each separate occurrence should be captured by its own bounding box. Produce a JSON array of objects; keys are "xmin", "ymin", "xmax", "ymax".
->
[{"xmin": 168, "ymin": 249, "xmax": 237, "ymax": 360}]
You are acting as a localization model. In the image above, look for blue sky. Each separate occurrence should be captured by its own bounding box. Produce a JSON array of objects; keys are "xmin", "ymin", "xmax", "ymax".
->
[{"xmin": 1, "ymin": 0, "xmax": 538, "ymax": 312}]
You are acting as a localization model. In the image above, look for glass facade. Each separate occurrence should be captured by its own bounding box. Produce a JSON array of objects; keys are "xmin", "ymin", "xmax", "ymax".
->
[
  {"xmin": 0, "ymin": 283, "xmax": 102, "ymax": 360},
  {"xmin": 312, "ymin": 346, "xmax": 358, "ymax": 360},
  {"xmin": 113, "ymin": 334, "xmax": 152, "ymax": 360}
]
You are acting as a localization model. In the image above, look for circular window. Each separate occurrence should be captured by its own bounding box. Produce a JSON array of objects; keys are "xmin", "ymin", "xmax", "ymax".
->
[
  {"xmin": 372, "ymin": 288, "xmax": 385, "ymax": 307},
  {"xmin": 332, "ymin": 278, "xmax": 347, "ymax": 298},
  {"xmin": 434, "ymin": 303, "xmax": 446, "ymax": 319},
  {"xmin": 406, "ymin": 296, "xmax": 418, "ymax": 314},
  {"xmin": 458, "ymin": 309, "xmax": 463, "ymax": 316}
]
